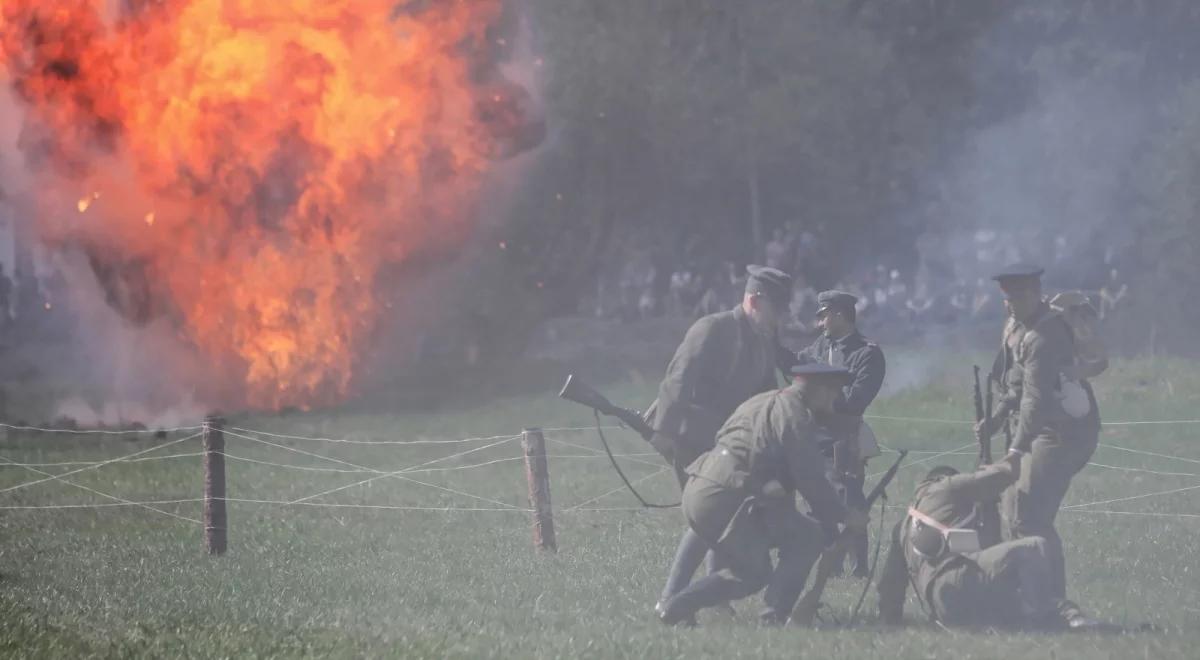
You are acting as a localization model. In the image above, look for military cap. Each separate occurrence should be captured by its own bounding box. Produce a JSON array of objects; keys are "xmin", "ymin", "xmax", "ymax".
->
[
  {"xmin": 816, "ymin": 290, "xmax": 858, "ymax": 314},
  {"xmin": 991, "ymin": 262, "xmax": 1044, "ymax": 282},
  {"xmin": 745, "ymin": 265, "xmax": 792, "ymax": 307},
  {"xmin": 790, "ymin": 363, "xmax": 852, "ymax": 383}
]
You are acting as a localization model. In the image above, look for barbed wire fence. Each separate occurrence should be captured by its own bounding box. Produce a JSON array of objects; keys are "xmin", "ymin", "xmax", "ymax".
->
[{"xmin": 1, "ymin": 413, "xmax": 1199, "ymax": 555}]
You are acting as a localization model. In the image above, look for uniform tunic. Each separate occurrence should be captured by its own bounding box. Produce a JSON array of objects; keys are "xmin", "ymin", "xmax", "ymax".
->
[
  {"xmin": 795, "ymin": 331, "xmax": 885, "ymax": 460},
  {"xmin": 796, "ymin": 330, "xmax": 885, "ymax": 570},
  {"xmin": 650, "ymin": 305, "xmax": 795, "ymax": 483}
]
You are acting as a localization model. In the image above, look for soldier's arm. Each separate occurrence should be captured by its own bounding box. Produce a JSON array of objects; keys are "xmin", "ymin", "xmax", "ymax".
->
[
  {"xmin": 834, "ymin": 345, "xmax": 886, "ymax": 416},
  {"xmin": 779, "ymin": 406, "xmax": 847, "ymax": 528},
  {"xmin": 877, "ymin": 520, "xmax": 908, "ymax": 625},
  {"xmin": 942, "ymin": 455, "xmax": 1020, "ymax": 503},
  {"xmin": 653, "ymin": 317, "xmax": 721, "ymax": 435},
  {"xmin": 1012, "ymin": 328, "xmax": 1071, "ymax": 453}
]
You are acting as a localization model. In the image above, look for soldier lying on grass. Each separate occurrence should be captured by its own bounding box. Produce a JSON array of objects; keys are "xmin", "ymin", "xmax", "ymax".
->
[{"xmin": 876, "ymin": 450, "xmax": 1111, "ymax": 632}]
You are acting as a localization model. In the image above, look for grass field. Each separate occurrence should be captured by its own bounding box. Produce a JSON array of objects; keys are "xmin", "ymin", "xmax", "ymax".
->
[{"xmin": 2, "ymin": 352, "xmax": 1199, "ymax": 658}]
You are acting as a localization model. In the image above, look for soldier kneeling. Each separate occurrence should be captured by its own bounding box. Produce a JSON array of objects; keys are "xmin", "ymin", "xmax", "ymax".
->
[
  {"xmin": 876, "ymin": 450, "xmax": 1108, "ymax": 631},
  {"xmin": 656, "ymin": 364, "xmax": 869, "ymax": 626}
]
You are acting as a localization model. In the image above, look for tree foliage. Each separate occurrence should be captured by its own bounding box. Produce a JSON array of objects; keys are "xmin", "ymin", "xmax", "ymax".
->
[{"xmin": 487, "ymin": 0, "xmax": 1200, "ymax": 349}]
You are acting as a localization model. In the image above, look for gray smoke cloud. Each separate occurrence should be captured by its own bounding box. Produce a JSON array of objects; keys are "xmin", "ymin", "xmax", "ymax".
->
[
  {"xmin": 905, "ymin": 8, "xmax": 1180, "ymax": 358},
  {"xmin": 924, "ymin": 50, "xmax": 1148, "ymax": 290}
]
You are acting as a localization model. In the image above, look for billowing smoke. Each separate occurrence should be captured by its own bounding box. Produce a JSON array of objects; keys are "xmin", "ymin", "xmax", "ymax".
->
[{"xmin": 911, "ymin": 6, "xmax": 1199, "ymax": 354}]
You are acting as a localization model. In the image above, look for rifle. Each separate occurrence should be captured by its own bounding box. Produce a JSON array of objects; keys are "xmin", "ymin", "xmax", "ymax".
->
[
  {"xmin": 974, "ymin": 366, "xmax": 992, "ymax": 467},
  {"xmin": 559, "ymin": 374, "xmax": 653, "ymax": 440},
  {"xmin": 791, "ymin": 449, "xmax": 907, "ymax": 625},
  {"xmin": 986, "ymin": 376, "xmax": 994, "ymax": 446},
  {"xmin": 558, "ymin": 374, "xmax": 677, "ymax": 508},
  {"xmin": 974, "ymin": 367, "xmax": 1002, "ymax": 547}
]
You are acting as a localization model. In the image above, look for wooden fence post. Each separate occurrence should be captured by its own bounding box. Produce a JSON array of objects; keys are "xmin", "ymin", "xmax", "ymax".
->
[
  {"xmin": 203, "ymin": 415, "xmax": 227, "ymax": 555},
  {"xmin": 522, "ymin": 427, "xmax": 556, "ymax": 552}
]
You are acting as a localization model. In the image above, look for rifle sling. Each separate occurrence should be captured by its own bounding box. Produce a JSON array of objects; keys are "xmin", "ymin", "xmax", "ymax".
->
[{"xmin": 594, "ymin": 411, "xmax": 679, "ymax": 509}]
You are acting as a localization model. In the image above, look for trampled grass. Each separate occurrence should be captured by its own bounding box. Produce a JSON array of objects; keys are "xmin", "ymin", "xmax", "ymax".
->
[{"xmin": 2, "ymin": 352, "xmax": 1198, "ymax": 658}]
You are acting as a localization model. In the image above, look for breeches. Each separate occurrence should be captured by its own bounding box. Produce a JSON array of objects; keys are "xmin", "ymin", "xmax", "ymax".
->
[
  {"xmin": 930, "ymin": 537, "xmax": 1055, "ymax": 628},
  {"xmin": 1000, "ymin": 420, "xmax": 1099, "ymax": 598},
  {"xmin": 672, "ymin": 486, "xmax": 825, "ymax": 619}
]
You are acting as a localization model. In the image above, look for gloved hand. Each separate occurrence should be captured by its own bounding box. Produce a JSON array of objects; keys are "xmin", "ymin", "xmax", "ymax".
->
[{"xmin": 974, "ymin": 416, "xmax": 999, "ymax": 446}]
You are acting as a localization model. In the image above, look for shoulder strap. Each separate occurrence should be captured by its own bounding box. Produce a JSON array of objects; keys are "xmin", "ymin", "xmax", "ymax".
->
[
  {"xmin": 908, "ymin": 505, "xmax": 977, "ymax": 533},
  {"xmin": 907, "ymin": 506, "xmax": 950, "ymax": 532}
]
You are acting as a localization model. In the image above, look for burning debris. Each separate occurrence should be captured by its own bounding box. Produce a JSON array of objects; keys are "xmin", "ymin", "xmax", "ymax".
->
[{"xmin": 0, "ymin": 0, "xmax": 543, "ymax": 409}]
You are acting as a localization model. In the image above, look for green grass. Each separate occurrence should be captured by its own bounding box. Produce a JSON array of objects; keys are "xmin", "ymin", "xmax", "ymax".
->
[{"xmin": 2, "ymin": 353, "xmax": 1199, "ymax": 658}]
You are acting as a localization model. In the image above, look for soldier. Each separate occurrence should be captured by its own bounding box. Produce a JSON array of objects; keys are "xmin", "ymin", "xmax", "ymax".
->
[
  {"xmin": 795, "ymin": 290, "xmax": 886, "ymax": 577},
  {"xmin": 876, "ymin": 452, "xmax": 1104, "ymax": 631},
  {"xmin": 656, "ymin": 364, "xmax": 869, "ymax": 626},
  {"xmin": 650, "ymin": 265, "xmax": 798, "ymax": 611},
  {"xmin": 975, "ymin": 264, "xmax": 1101, "ymax": 601}
]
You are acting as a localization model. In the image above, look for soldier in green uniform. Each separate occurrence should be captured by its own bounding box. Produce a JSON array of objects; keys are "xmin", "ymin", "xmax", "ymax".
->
[
  {"xmin": 656, "ymin": 364, "xmax": 869, "ymax": 626},
  {"xmin": 876, "ymin": 451, "xmax": 1103, "ymax": 630},
  {"xmin": 795, "ymin": 290, "xmax": 886, "ymax": 576},
  {"xmin": 652, "ymin": 265, "xmax": 799, "ymax": 610},
  {"xmin": 975, "ymin": 264, "xmax": 1101, "ymax": 601}
]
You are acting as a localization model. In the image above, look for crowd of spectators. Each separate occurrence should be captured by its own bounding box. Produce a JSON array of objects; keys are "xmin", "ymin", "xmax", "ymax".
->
[{"xmin": 585, "ymin": 222, "xmax": 1132, "ymax": 345}]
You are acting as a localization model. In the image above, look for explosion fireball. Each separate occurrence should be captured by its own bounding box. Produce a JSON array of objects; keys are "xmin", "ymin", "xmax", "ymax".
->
[{"xmin": 0, "ymin": 0, "xmax": 541, "ymax": 409}]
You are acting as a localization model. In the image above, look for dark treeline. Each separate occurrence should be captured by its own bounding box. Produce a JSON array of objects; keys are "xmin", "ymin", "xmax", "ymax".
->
[{"xmin": 472, "ymin": 0, "xmax": 1200, "ymax": 356}]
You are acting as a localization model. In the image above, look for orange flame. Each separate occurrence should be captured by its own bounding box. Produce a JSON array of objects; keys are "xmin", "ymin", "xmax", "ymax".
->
[{"xmin": 1, "ymin": 0, "xmax": 537, "ymax": 408}]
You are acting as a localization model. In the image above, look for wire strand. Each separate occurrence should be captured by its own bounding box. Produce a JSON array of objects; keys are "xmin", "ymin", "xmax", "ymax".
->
[
  {"xmin": 0, "ymin": 452, "xmax": 205, "ymax": 468},
  {"xmin": 0, "ymin": 498, "xmax": 203, "ymax": 510},
  {"xmin": 1061, "ymin": 482, "xmax": 1200, "ymax": 509},
  {"xmin": 0, "ymin": 431, "xmax": 204, "ymax": 495},
  {"xmin": 1097, "ymin": 443, "xmax": 1200, "ymax": 466},
  {"xmin": 565, "ymin": 467, "xmax": 671, "ymax": 511},
  {"xmin": 1085, "ymin": 461, "xmax": 1197, "ymax": 478},
  {"xmin": 0, "ymin": 422, "xmax": 203, "ymax": 434},
  {"xmin": 222, "ymin": 498, "xmax": 531, "ymax": 512},
  {"xmin": 0, "ymin": 454, "xmax": 201, "ymax": 524},
  {"xmin": 220, "ymin": 429, "xmax": 522, "ymax": 509},
  {"xmin": 229, "ymin": 426, "xmax": 517, "ymax": 446},
  {"xmin": 867, "ymin": 443, "xmax": 975, "ymax": 478}
]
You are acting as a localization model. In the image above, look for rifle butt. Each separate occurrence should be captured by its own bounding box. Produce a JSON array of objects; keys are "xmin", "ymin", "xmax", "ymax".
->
[{"xmin": 791, "ymin": 547, "xmax": 839, "ymax": 625}]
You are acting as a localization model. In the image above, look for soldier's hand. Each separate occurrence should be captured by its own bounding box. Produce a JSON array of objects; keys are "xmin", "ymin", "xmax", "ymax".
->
[
  {"xmin": 842, "ymin": 508, "xmax": 870, "ymax": 533},
  {"xmin": 1001, "ymin": 448, "xmax": 1023, "ymax": 474},
  {"xmin": 974, "ymin": 418, "xmax": 994, "ymax": 445}
]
